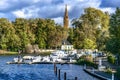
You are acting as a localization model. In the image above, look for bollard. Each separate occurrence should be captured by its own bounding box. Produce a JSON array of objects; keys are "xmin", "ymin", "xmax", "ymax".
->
[
  {"xmin": 55, "ymin": 67, "xmax": 57, "ymax": 76},
  {"xmin": 75, "ymin": 77, "xmax": 77, "ymax": 80},
  {"xmin": 64, "ymin": 72, "xmax": 66, "ymax": 80},
  {"xmin": 54, "ymin": 63, "xmax": 56, "ymax": 72},
  {"xmin": 84, "ymin": 64, "xmax": 86, "ymax": 69},
  {"xmin": 58, "ymin": 69, "xmax": 60, "ymax": 80}
]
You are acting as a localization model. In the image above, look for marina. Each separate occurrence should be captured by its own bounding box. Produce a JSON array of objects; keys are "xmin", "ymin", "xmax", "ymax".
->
[
  {"xmin": 6, "ymin": 50, "xmax": 78, "ymax": 64},
  {"xmin": 0, "ymin": 55, "xmax": 100, "ymax": 80}
]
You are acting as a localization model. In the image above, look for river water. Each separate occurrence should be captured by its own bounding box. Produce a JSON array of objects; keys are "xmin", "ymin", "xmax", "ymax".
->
[{"xmin": 0, "ymin": 55, "xmax": 100, "ymax": 80}]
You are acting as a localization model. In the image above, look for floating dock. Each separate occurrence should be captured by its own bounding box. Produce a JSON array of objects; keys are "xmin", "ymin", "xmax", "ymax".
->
[
  {"xmin": 6, "ymin": 61, "xmax": 75, "ymax": 64},
  {"xmin": 6, "ymin": 62, "xmax": 28, "ymax": 64}
]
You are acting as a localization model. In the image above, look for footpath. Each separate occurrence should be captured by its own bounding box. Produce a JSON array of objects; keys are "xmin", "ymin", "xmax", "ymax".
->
[{"xmin": 84, "ymin": 68, "xmax": 118, "ymax": 80}]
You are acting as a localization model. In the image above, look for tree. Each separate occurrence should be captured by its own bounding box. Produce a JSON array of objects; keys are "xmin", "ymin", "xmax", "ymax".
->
[
  {"xmin": 72, "ymin": 7, "xmax": 109, "ymax": 50},
  {"xmin": 13, "ymin": 18, "xmax": 35, "ymax": 50},
  {"xmin": 83, "ymin": 38, "xmax": 96, "ymax": 49},
  {"xmin": 68, "ymin": 28, "xmax": 74, "ymax": 44},
  {"xmin": 107, "ymin": 7, "xmax": 120, "ymax": 54},
  {"xmin": 35, "ymin": 19, "xmax": 47, "ymax": 49},
  {"xmin": 106, "ymin": 7, "xmax": 120, "ymax": 64},
  {"xmin": 45, "ymin": 19, "xmax": 56, "ymax": 49},
  {"xmin": 47, "ymin": 25, "xmax": 65, "ymax": 49},
  {"xmin": 0, "ymin": 18, "xmax": 20, "ymax": 51}
]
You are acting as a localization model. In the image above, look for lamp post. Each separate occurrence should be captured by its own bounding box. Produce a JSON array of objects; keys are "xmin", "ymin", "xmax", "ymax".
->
[{"xmin": 112, "ymin": 70, "xmax": 116, "ymax": 80}]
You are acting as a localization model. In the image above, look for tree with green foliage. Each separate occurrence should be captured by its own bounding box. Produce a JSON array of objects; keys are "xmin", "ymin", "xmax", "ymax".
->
[
  {"xmin": 72, "ymin": 7, "xmax": 109, "ymax": 50},
  {"xmin": 106, "ymin": 7, "xmax": 120, "ymax": 64},
  {"xmin": 48, "ymin": 25, "xmax": 66, "ymax": 49},
  {"xmin": 68, "ymin": 28, "xmax": 74, "ymax": 44},
  {"xmin": 0, "ymin": 18, "xmax": 66, "ymax": 51},
  {"xmin": 0, "ymin": 18, "xmax": 20, "ymax": 51},
  {"xmin": 13, "ymin": 18, "xmax": 35, "ymax": 50},
  {"xmin": 45, "ymin": 19, "xmax": 56, "ymax": 49},
  {"xmin": 83, "ymin": 38, "xmax": 96, "ymax": 49},
  {"xmin": 35, "ymin": 19, "xmax": 47, "ymax": 48}
]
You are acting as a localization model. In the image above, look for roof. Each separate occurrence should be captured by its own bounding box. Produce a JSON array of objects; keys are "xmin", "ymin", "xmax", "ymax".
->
[{"xmin": 62, "ymin": 40, "xmax": 71, "ymax": 45}]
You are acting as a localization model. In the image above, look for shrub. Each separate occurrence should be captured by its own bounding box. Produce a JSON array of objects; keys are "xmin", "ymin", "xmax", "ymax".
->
[
  {"xmin": 107, "ymin": 55, "xmax": 115, "ymax": 64},
  {"xmin": 77, "ymin": 55, "xmax": 98, "ymax": 68},
  {"xmin": 105, "ymin": 67, "xmax": 112, "ymax": 74}
]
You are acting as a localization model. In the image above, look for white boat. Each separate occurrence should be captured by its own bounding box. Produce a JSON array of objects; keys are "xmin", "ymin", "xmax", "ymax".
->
[
  {"xmin": 13, "ymin": 57, "xmax": 23, "ymax": 63},
  {"xmin": 32, "ymin": 56, "xmax": 42, "ymax": 62},
  {"xmin": 23, "ymin": 56, "xmax": 34, "ymax": 60},
  {"xmin": 42, "ymin": 56, "xmax": 51, "ymax": 62},
  {"xmin": 50, "ymin": 50, "xmax": 68, "ymax": 59}
]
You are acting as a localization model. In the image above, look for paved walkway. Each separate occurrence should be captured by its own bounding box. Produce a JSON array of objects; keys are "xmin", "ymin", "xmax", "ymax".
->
[
  {"xmin": 84, "ymin": 68, "xmax": 119, "ymax": 80},
  {"xmin": 94, "ymin": 71, "xmax": 118, "ymax": 80}
]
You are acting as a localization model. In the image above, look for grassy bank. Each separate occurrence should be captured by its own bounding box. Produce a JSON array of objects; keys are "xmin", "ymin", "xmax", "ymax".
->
[
  {"xmin": 0, "ymin": 52, "xmax": 18, "ymax": 55},
  {"xmin": 38, "ymin": 52, "xmax": 51, "ymax": 56},
  {"xmin": 0, "ymin": 50, "xmax": 18, "ymax": 55},
  {"xmin": 0, "ymin": 49, "xmax": 52, "ymax": 56}
]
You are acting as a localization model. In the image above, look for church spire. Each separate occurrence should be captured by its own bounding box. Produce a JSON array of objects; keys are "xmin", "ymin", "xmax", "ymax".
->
[{"xmin": 64, "ymin": 4, "xmax": 69, "ymax": 28}]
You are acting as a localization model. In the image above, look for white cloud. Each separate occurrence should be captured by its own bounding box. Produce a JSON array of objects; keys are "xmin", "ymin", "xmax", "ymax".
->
[
  {"xmin": 13, "ymin": 10, "xmax": 26, "ymax": 18},
  {"xmin": 12, "ymin": 6, "xmax": 40, "ymax": 18},
  {"xmin": 100, "ymin": 7, "xmax": 115, "ymax": 14},
  {"xmin": 52, "ymin": 17, "xmax": 63, "ymax": 25}
]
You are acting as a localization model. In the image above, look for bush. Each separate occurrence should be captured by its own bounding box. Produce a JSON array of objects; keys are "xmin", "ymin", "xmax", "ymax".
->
[
  {"xmin": 105, "ymin": 67, "xmax": 112, "ymax": 74},
  {"xmin": 76, "ymin": 55, "xmax": 98, "ymax": 68},
  {"xmin": 107, "ymin": 55, "xmax": 115, "ymax": 64}
]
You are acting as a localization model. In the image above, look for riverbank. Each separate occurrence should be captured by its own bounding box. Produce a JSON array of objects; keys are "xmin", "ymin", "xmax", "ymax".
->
[
  {"xmin": 0, "ymin": 50, "xmax": 18, "ymax": 55},
  {"xmin": 0, "ymin": 50, "xmax": 51, "ymax": 56}
]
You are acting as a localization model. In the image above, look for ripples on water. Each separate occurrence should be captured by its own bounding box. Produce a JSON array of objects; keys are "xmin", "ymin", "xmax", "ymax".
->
[{"xmin": 0, "ymin": 55, "xmax": 100, "ymax": 80}]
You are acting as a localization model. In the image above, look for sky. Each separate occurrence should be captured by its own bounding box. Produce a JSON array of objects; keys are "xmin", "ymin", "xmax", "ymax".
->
[{"xmin": 0, "ymin": 0, "xmax": 120, "ymax": 26}]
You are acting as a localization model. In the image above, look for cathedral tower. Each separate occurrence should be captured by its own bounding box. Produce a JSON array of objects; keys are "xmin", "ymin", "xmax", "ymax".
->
[{"xmin": 64, "ymin": 5, "xmax": 69, "ymax": 28}]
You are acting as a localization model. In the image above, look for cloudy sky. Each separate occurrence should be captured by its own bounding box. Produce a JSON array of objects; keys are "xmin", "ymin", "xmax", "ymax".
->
[{"xmin": 0, "ymin": 0, "xmax": 120, "ymax": 26}]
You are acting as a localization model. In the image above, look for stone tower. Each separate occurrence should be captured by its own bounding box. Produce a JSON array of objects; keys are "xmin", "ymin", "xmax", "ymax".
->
[{"xmin": 64, "ymin": 5, "xmax": 69, "ymax": 28}]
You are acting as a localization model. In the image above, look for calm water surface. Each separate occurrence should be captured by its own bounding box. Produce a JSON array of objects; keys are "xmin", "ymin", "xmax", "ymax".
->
[{"xmin": 0, "ymin": 55, "xmax": 100, "ymax": 80}]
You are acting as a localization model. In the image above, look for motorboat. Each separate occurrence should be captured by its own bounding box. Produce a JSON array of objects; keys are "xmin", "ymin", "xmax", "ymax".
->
[
  {"xmin": 50, "ymin": 50, "xmax": 68, "ymax": 59},
  {"xmin": 13, "ymin": 57, "xmax": 23, "ymax": 63},
  {"xmin": 32, "ymin": 56, "xmax": 42, "ymax": 62},
  {"xmin": 51, "ymin": 58, "xmax": 63, "ymax": 62},
  {"xmin": 42, "ymin": 56, "xmax": 51, "ymax": 62},
  {"xmin": 23, "ymin": 56, "xmax": 34, "ymax": 60}
]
